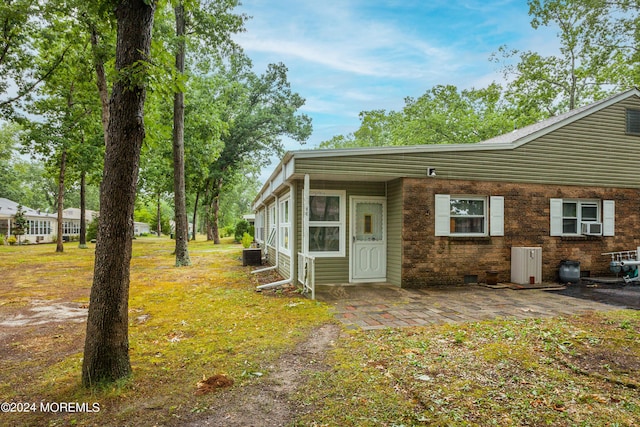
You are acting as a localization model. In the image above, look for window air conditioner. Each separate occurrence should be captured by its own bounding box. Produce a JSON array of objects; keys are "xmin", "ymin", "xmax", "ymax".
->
[{"xmin": 581, "ymin": 222, "xmax": 602, "ymax": 236}]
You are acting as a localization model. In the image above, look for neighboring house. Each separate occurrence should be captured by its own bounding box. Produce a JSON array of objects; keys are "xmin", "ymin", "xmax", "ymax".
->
[
  {"xmin": 134, "ymin": 222, "xmax": 150, "ymax": 236},
  {"xmin": 253, "ymin": 88, "xmax": 640, "ymax": 292},
  {"xmin": 0, "ymin": 198, "xmax": 57, "ymax": 243},
  {"xmin": 243, "ymin": 213, "xmax": 255, "ymax": 228},
  {"xmin": 61, "ymin": 207, "xmax": 99, "ymax": 239},
  {"xmin": 1, "ymin": 198, "xmax": 151, "ymax": 242}
]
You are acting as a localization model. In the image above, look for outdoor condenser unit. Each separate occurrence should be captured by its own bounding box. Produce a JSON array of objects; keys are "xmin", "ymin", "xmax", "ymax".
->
[{"xmin": 511, "ymin": 247, "xmax": 542, "ymax": 285}]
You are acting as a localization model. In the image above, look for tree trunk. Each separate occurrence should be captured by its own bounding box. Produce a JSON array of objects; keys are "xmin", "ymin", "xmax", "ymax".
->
[
  {"xmin": 82, "ymin": 0, "xmax": 155, "ymax": 387},
  {"xmin": 191, "ymin": 189, "xmax": 199, "ymax": 241},
  {"xmin": 56, "ymin": 149, "xmax": 66, "ymax": 253},
  {"xmin": 172, "ymin": 0, "xmax": 191, "ymax": 266},
  {"xmin": 79, "ymin": 169, "xmax": 87, "ymax": 248},
  {"xmin": 211, "ymin": 179, "xmax": 222, "ymax": 245},
  {"xmin": 202, "ymin": 179, "xmax": 213, "ymax": 241},
  {"xmin": 206, "ymin": 220, "xmax": 213, "ymax": 241},
  {"xmin": 156, "ymin": 192, "xmax": 162, "ymax": 236}
]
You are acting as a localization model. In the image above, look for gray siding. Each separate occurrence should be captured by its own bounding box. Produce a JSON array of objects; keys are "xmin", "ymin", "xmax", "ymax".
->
[
  {"xmin": 294, "ymin": 97, "xmax": 640, "ymax": 189},
  {"xmin": 386, "ymin": 178, "xmax": 402, "ymax": 286}
]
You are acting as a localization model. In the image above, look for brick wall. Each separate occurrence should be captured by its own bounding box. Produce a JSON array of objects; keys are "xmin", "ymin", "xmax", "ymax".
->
[{"xmin": 401, "ymin": 178, "xmax": 640, "ymax": 287}]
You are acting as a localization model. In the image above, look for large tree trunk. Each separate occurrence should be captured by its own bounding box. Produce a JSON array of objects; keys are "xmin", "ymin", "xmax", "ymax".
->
[
  {"xmin": 172, "ymin": 0, "xmax": 191, "ymax": 266},
  {"xmin": 82, "ymin": 0, "xmax": 155, "ymax": 387},
  {"xmin": 56, "ymin": 149, "xmax": 66, "ymax": 253},
  {"xmin": 79, "ymin": 169, "xmax": 87, "ymax": 248}
]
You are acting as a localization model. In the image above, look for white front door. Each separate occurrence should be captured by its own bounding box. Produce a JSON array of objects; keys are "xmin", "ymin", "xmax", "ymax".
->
[{"xmin": 350, "ymin": 197, "xmax": 386, "ymax": 282}]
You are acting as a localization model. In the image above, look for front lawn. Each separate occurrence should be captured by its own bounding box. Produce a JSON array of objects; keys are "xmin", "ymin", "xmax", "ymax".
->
[
  {"xmin": 1, "ymin": 237, "xmax": 639, "ymax": 426},
  {"xmin": 297, "ymin": 312, "xmax": 640, "ymax": 426},
  {"xmin": 0, "ymin": 237, "xmax": 331, "ymax": 426}
]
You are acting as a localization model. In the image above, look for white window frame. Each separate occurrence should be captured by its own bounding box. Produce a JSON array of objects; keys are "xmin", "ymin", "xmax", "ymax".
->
[
  {"xmin": 267, "ymin": 202, "xmax": 276, "ymax": 248},
  {"xmin": 62, "ymin": 220, "xmax": 80, "ymax": 235},
  {"xmin": 436, "ymin": 194, "xmax": 503, "ymax": 237},
  {"xmin": 279, "ymin": 197, "xmax": 291, "ymax": 254},
  {"xmin": 449, "ymin": 196, "xmax": 487, "ymax": 236},
  {"xmin": 255, "ymin": 210, "xmax": 265, "ymax": 244},
  {"xmin": 307, "ymin": 190, "xmax": 346, "ymax": 257},
  {"xmin": 550, "ymin": 198, "xmax": 614, "ymax": 236},
  {"xmin": 27, "ymin": 219, "xmax": 51, "ymax": 235}
]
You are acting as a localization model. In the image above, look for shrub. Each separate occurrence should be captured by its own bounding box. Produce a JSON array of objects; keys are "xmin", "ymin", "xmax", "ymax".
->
[
  {"xmin": 87, "ymin": 217, "xmax": 99, "ymax": 241},
  {"xmin": 241, "ymin": 232, "xmax": 253, "ymax": 248},
  {"xmin": 234, "ymin": 219, "xmax": 251, "ymax": 243},
  {"xmin": 0, "ymin": 235, "xmax": 4, "ymax": 245},
  {"xmin": 7, "ymin": 235, "xmax": 17, "ymax": 245},
  {"xmin": 221, "ymin": 225, "xmax": 235, "ymax": 238}
]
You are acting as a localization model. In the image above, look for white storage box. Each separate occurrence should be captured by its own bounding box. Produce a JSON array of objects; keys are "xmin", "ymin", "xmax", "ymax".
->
[{"xmin": 511, "ymin": 247, "xmax": 542, "ymax": 285}]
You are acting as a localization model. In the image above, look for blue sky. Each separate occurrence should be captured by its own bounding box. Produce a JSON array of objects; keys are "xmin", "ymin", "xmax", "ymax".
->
[{"xmin": 233, "ymin": 0, "xmax": 559, "ymax": 157}]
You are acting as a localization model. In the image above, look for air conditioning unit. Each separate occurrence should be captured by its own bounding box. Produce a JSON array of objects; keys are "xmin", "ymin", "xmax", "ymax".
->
[{"xmin": 581, "ymin": 222, "xmax": 602, "ymax": 236}]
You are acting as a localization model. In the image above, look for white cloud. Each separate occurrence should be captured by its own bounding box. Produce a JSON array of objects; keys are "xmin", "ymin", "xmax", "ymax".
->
[{"xmin": 236, "ymin": 0, "xmax": 557, "ymax": 159}]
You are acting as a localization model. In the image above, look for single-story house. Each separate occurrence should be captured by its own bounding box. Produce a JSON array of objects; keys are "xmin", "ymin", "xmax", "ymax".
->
[
  {"xmin": 1, "ymin": 198, "xmax": 57, "ymax": 243},
  {"xmin": 1, "ymin": 198, "xmax": 150, "ymax": 242},
  {"xmin": 252, "ymin": 88, "xmax": 640, "ymax": 294}
]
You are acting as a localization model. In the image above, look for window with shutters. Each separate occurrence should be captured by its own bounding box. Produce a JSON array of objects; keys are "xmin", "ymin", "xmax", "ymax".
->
[
  {"xmin": 550, "ymin": 199, "xmax": 614, "ymax": 236},
  {"xmin": 435, "ymin": 195, "xmax": 504, "ymax": 237}
]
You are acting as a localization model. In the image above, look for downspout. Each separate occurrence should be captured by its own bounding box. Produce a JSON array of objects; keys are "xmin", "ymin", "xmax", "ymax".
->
[{"xmin": 257, "ymin": 182, "xmax": 295, "ymax": 290}]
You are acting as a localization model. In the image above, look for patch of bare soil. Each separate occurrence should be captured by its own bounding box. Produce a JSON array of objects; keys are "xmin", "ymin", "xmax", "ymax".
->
[
  {"xmin": 0, "ymin": 299, "xmax": 88, "ymax": 327},
  {"xmin": 252, "ymin": 269, "xmax": 303, "ymax": 298},
  {"xmin": 177, "ymin": 323, "xmax": 341, "ymax": 427}
]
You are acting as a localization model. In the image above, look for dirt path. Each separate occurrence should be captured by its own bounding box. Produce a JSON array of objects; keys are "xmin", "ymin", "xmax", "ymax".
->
[{"xmin": 178, "ymin": 323, "xmax": 341, "ymax": 427}]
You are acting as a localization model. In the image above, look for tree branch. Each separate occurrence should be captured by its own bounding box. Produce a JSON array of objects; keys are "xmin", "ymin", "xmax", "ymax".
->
[{"xmin": 0, "ymin": 44, "xmax": 71, "ymax": 109}]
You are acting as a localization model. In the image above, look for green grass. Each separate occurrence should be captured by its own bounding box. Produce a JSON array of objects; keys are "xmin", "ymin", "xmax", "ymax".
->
[
  {"xmin": 2, "ymin": 238, "xmax": 639, "ymax": 426},
  {"xmin": 0, "ymin": 237, "xmax": 332, "ymax": 426},
  {"xmin": 296, "ymin": 314, "xmax": 640, "ymax": 426}
]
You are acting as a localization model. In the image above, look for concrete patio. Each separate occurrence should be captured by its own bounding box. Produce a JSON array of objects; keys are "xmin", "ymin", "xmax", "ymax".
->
[{"xmin": 315, "ymin": 283, "xmax": 622, "ymax": 330}]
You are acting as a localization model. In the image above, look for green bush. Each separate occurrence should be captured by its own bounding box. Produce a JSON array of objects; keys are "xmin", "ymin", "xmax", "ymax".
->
[
  {"xmin": 234, "ymin": 219, "xmax": 251, "ymax": 243},
  {"xmin": 7, "ymin": 235, "xmax": 17, "ymax": 245},
  {"xmin": 87, "ymin": 217, "xmax": 99, "ymax": 241},
  {"xmin": 221, "ymin": 225, "xmax": 235, "ymax": 238},
  {"xmin": 0, "ymin": 235, "xmax": 4, "ymax": 245},
  {"xmin": 241, "ymin": 232, "xmax": 253, "ymax": 248}
]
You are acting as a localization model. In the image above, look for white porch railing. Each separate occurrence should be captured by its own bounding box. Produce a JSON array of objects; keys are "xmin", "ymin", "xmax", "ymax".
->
[{"xmin": 297, "ymin": 252, "xmax": 316, "ymax": 299}]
